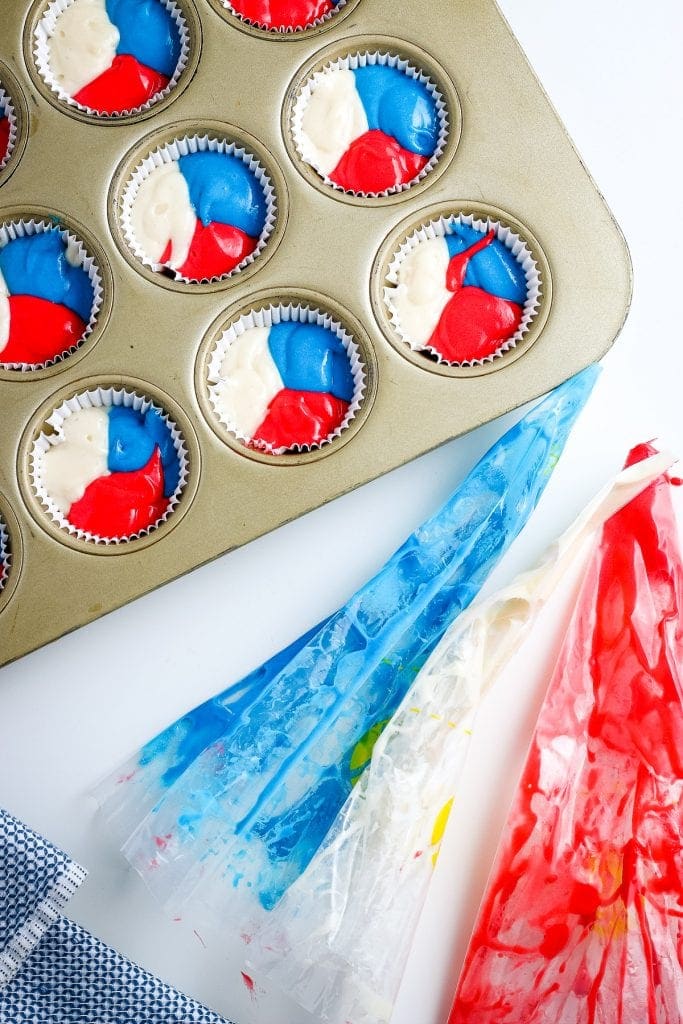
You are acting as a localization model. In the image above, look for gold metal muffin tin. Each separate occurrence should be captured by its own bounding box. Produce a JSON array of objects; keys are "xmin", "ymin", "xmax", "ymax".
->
[{"xmin": 0, "ymin": 0, "xmax": 631, "ymax": 667}]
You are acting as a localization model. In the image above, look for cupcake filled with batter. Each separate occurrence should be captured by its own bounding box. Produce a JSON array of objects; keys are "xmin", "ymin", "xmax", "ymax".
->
[
  {"xmin": 0, "ymin": 221, "xmax": 102, "ymax": 371},
  {"xmin": 121, "ymin": 135, "xmax": 276, "ymax": 283},
  {"xmin": 207, "ymin": 305, "xmax": 366, "ymax": 454},
  {"xmin": 384, "ymin": 214, "xmax": 541, "ymax": 366},
  {"xmin": 35, "ymin": 0, "xmax": 188, "ymax": 116},
  {"xmin": 31, "ymin": 388, "xmax": 188, "ymax": 543},
  {"xmin": 292, "ymin": 53, "xmax": 448, "ymax": 197}
]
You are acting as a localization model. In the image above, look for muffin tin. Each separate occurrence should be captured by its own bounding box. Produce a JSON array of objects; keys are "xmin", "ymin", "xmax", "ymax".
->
[{"xmin": 0, "ymin": 0, "xmax": 631, "ymax": 667}]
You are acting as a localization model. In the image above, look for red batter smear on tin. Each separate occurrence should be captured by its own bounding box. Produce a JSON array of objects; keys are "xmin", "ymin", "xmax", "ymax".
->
[
  {"xmin": 0, "ymin": 295, "xmax": 87, "ymax": 365},
  {"xmin": 329, "ymin": 130, "xmax": 428, "ymax": 194},
  {"xmin": 229, "ymin": 0, "xmax": 334, "ymax": 29},
  {"xmin": 251, "ymin": 389, "xmax": 349, "ymax": 451},
  {"xmin": 450, "ymin": 442, "xmax": 683, "ymax": 1024},
  {"xmin": 68, "ymin": 448, "xmax": 167, "ymax": 538},
  {"xmin": 162, "ymin": 220, "xmax": 257, "ymax": 281},
  {"xmin": 0, "ymin": 116, "xmax": 10, "ymax": 163},
  {"xmin": 429, "ymin": 230, "xmax": 524, "ymax": 363},
  {"xmin": 73, "ymin": 54, "xmax": 169, "ymax": 114},
  {"xmin": 241, "ymin": 971, "xmax": 255, "ymax": 995}
]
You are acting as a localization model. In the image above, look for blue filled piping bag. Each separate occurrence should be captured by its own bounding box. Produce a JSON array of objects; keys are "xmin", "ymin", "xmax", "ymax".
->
[
  {"xmin": 97, "ymin": 619, "xmax": 327, "ymax": 842},
  {"xmin": 97, "ymin": 367, "xmax": 598, "ymax": 918}
]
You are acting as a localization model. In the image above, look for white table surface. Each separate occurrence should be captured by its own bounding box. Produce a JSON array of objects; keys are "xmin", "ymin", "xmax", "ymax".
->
[{"xmin": 1, "ymin": 2, "xmax": 682, "ymax": 1023}]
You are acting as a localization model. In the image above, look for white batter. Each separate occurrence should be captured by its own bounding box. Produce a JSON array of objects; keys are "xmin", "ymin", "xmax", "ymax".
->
[
  {"xmin": 212, "ymin": 326, "xmax": 284, "ymax": 437},
  {"xmin": 46, "ymin": 0, "xmax": 120, "ymax": 97},
  {"xmin": 41, "ymin": 407, "xmax": 110, "ymax": 513},
  {"xmin": 300, "ymin": 68, "xmax": 368, "ymax": 177},
  {"xmin": 386, "ymin": 236, "xmax": 452, "ymax": 347},
  {"xmin": 130, "ymin": 161, "xmax": 196, "ymax": 269}
]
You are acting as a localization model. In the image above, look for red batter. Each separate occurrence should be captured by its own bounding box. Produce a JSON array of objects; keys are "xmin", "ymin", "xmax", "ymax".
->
[
  {"xmin": 229, "ymin": 0, "xmax": 334, "ymax": 29},
  {"xmin": 251, "ymin": 390, "xmax": 349, "ymax": 450},
  {"xmin": 429, "ymin": 230, "xmax": 524, "ymax": 363},
  {"xmin": 329, "ymin": 130, "xmax": 428, "ymax": 194},
  {"xmin": 68, "ymin": 448, "xmax": 167, "ymax": 538},
  {"xmin": 0, "ymin": 295, "xmax": 87, "ymax": 365},
  {"xmin": 161, "ymin": 220, "xmax": 257, "ymax": 281},
  {"xmin": 73, "ymin": 54, "xmax": 169, "ymax": 113},
  {"xmin": 451, "ymin": 443, "xmax": 683, "ymax": 1023}
]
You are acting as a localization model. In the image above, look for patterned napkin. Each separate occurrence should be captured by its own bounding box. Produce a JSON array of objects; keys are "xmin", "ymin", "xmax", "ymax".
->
[{"xmin": 0, "ymin": 808, "xmax": 230, "ymax": 1024}]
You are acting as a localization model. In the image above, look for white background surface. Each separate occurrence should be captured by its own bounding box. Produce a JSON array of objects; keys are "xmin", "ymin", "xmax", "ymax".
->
[{"xmin": 1, "ymin": 2, "xmax": 682, "ymax": 1023}]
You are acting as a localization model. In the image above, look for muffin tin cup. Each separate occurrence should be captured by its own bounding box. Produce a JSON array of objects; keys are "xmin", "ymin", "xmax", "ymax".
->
[
  {"xmin": 283, "ymin": 35, "xmax": 461, "ymax": 208},
  {"xmin": 196, "ymin": 288, "xmax": 378, "ymax": 467},
  {"xmin": 214, "ymin": 0, "xmax": 358, "ymax": 36},
  {"xmin": 26, "ymin": 383, "xmax": 192, "ymax": 549},
  {"xmin": 0, "ymin": 86, "xmax": 18, "ymax": 172},
  {"xmin": 383, "ymin": 211, "xmax": 542, "ymax": 368},
  {"xmin": 290, "ymin": 48, "xmax": 450, "ymax": 200},
  {"xmin": 0, "ymin": 215, "xmax": 106, "ymax": 374},
  {"xmin": 113, "ymin": 123, "xmax": 283, "ymax": 289},
  {"xmin": 372, "ymin": 202, "xmax": 553, "ymax": 379},
  {"xmin": 28, "ymin": 0, "xmax": 200, "ymax": 124},
  {"xmin": 205, "ymin": 301, "xmax": 367, "ymax": 457}
]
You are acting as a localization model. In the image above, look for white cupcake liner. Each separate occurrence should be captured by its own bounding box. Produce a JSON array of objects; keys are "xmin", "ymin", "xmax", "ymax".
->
[
  {"xmin": 119, "ymin": 133, "xmax": 278, "ymax": 284},
  {"xmin": 291, "ymin": 51, "xmax": 449, "ymax": 199},
  {"xmin": 0, "ymin": 218, "xmax": 104, "ymax": 372},
  {"xmin": 206, "ymin": 304, "xmax": 366, "ymax": 455},
  {"xmin": 30, "ymin": 386, "xmax": 189, "ymax": 545},
  {"xmin": 0, "ymin": 516, "xmax": 9, "ymax": 592},
  {"xmin": 0, "ymin": 85, "xmax": 18, "ymax": 171},
  {"xmin": 34, "ymin": 0, "xmax": 190, "ymax": 118},
  {"xmin": 383, "ymin": 213, "xmax": 542, "ymax": 367},
  {"xmin": 220, "ymin": 0, "xmax": 350, "ymax": 34}
]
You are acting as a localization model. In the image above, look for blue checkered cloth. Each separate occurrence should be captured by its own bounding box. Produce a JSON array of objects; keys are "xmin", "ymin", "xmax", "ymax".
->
[{"xmin": 0, "ymin": 808, "xmax": 231, "ymax": 1024}]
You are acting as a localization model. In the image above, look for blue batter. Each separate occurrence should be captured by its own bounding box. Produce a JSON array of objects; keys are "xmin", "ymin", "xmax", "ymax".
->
[
  {"xmin": 0, "ymin": 232, "xmax": 94, "ymax": 322},
  {"xmin": 445, "ymin": 223, "xmax": 528, "ymax": 305},
  {"xmin": 178, "ymin": 152, "xmax": 268, "ymax": 237},
  {"xmin": 108, "ymin": 406, "xmax": 180, "ymax": 497},
  {"xmin": 267, "ymin": 322, "xmax": 356, "ymax": 403},
  {"xmin": 105, "ymin": 0, "xmax": 181, "ymax": 78},
  {"xmin": 353, "ymin": 64, "xmax": 439, "ymax": 158}
]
